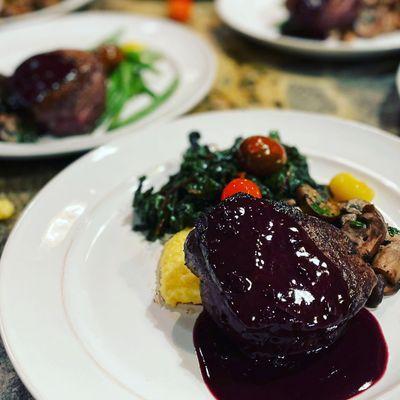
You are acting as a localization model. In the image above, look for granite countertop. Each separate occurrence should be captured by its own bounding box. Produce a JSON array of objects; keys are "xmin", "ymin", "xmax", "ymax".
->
[{"xmin": 0, "ymin": 1, "xmax": 399, "ymax": 398}]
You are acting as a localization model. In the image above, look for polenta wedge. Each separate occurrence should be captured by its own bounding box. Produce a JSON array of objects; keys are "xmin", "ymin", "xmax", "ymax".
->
[{"xmin": 159, "ymin": 228, "xmax": 201, "ymax": 307}]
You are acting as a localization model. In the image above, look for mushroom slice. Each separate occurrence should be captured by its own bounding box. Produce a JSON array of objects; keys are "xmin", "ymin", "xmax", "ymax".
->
[
  {"xmin": 340, "ymin": 199, "xmax": 368, "ymax": 226},
  {"xmin": 373, "ymin": 236, "xmax": 400, "ymax": 288},
  {"xmin": 342, "ymin": 198, "xmax": 368, "ymax": 215},
  {"xmin": 366, "ymin": 274, "xmax": 386, "ymax": 308},
  {"xmin": 296, "ymin": 184, "xmax": 340, "ymax": 222},
  {"xmin": 384, "ymin": 284, "xmax": 399, "ymax": 296},
  {"xmin": 341, "ymin": 204, "xmax": 387, "ymax": 261}
]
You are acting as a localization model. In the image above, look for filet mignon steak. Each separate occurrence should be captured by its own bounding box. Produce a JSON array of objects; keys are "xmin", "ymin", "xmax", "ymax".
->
[
  {"xmin": 8, "ymin": 50, "xmax": 106, "ymax": 136},
  {"xmin": 185, "ymin": 193, "xmax": 376, "ymax": 358}
]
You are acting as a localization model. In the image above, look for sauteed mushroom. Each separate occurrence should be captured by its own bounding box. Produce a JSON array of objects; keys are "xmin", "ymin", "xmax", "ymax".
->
[
  {"xmin": 373, "ymin": 236, "xmax": 400, "ymax": 289},
  {"xmin": 341, "ymin": 203, "xmax": 387, "ymax": 261},
  {"xmin": 296, "ymin": 184, "xmax": 340, "ymax": 222},
  {"xmin": 341, "ymin": 198, "xmax": 368, "ymax": 215},
  {"xmin": 366, "ymin": 273, "xmax": 386, "ymax": 308}
]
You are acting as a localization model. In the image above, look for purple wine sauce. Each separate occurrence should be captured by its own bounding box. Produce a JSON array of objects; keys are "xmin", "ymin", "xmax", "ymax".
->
[
  {"xmin": 8, "ymin": 51, "xmax": 77, "ymax": 108},
  {"xmin": 193, "ymin": 309, "xmax": 388, "ymax": 400}
]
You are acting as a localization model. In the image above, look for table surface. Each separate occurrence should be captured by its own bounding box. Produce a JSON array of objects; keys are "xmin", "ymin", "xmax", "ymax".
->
[{"xmin": 0, "ymin": 1, "xmax": 399, "ymax": 398}]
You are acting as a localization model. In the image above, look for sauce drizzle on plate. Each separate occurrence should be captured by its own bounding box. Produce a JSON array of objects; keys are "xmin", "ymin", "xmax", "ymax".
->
[{"xmin": 193, "ymin": 309, "xmax": 388, "ymax": 400}]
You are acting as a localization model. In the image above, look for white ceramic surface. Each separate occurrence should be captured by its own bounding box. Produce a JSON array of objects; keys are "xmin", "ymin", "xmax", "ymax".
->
[
  {"xmin": 0, "ymin": 12, "xmax": 216, "ymax": 157},
  {"xmin": 1, "ymin": 110, "xmax": 400, "ymax": 400},
  {"xmin": 0, "ymin": 0, "xmax": 93, "ymax": 29},
  {"xmin": 216, "ymin": 0, "xmax": 400, "ymax": 57}
]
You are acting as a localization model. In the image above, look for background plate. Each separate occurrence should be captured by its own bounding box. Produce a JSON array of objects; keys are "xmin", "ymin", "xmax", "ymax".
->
[
  {"xmin": 1, "ymin": 110, "xmax": 400, "ymax": 400},
  {"xmin": 216, "ymin": 0, "xmax": 400, "ymax": 57},
  {"xmin": 0, "ymin": 12, "xmax": 216, "ymax": 157},
  {"xmin": 0, "ymin": 0, "xmax": 93, "ymax": 29}
]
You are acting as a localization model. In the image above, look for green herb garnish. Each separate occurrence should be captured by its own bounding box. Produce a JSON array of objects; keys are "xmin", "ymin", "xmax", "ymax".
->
[
  {"xmin": 310, "ymin": 201, "xmax": 336, "ymax": 217},
  {"xmin": 269, "ymin": 130, "xmax": 281, "ymax": 142},
  {"xmin": 133, "ymin": 132, "xmax": 318, "ymax": 241},
  {"xmin": 388, "ymin": 226, "xmax": 400, "ymax": 237},
  {"xmin": 350, "ymin": 220, "xmax": 367, "ymax": 229}
]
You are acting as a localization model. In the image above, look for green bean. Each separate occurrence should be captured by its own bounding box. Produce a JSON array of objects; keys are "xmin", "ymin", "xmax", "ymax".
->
[{"xmin": 109, "ymin": 77, "xmax": 179, "ymax": 130}]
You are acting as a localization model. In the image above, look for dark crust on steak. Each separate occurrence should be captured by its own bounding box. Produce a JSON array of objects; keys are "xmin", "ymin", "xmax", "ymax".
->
[
  {"xmin": 275, "ymin": 202, "xmax": 377, "ymax": 316},
  {"xmin": 8, "ymin": 50, "xmax": 106, "ymax": 136},
  {"xmin": 33, "ymin": 50, "xmax": 106, "ymax": 136}
]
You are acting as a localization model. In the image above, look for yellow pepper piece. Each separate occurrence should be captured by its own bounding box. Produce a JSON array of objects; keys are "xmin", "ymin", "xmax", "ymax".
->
[
  {"xmin": 0, "ymin": 198, "xmax": 15, "ymax": 220},
  {"xmin": 120, "ymin": 42, "xmax": 144, "ymax": 53},
  {"xmin": 329, "ymin": 173, "xmax": 375, "ymax": 202},
  {"xmin": 159, "ymin": 228, "xmax": 201, "ymax": 307}
]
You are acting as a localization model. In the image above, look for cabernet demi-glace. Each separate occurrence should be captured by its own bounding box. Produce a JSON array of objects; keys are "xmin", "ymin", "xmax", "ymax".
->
[
  {"xmin": 8, "ymin": 52, "xmax": 78, "ymax": 108},
  {"xmin": 194, "ymin": 309, "xmax": 387, "ymax": 400}
]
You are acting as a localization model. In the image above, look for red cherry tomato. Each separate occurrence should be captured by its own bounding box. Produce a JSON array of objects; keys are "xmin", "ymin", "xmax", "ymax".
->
[
  {"xmin": 221, "ymin": 178, "xmax": 262, "ymax": 200},
  {"xmin": 168, "ymin": 0, "xmax": 193, "ymax": 22},
  {"xmin": 238, "ymin": 136, "xmax": 287, "ymax": 176}
]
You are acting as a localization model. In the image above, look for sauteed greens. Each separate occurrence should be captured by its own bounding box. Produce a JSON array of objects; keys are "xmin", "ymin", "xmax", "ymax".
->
[{"xmin": 133, "ymin": 132, "xmax": 319, "ymax": 241}]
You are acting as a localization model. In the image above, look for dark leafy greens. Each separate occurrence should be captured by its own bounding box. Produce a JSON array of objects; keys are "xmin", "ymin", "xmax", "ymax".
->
[{"xmin": 133, "ymin": 131, "xmax": 319, "ymax": 241}]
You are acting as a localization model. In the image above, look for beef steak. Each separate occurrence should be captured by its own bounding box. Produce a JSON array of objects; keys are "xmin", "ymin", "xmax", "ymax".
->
[
  {"xmin": 8, "ymin": 50, "xmax": 106, "ymax": 136},
  {"xmin": 185, "ymin": 194, "xmax": 376, "ymax": 358}
]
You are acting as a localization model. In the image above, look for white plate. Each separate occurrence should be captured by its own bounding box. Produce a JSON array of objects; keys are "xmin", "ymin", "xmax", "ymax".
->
[
  {"xmin": 0, "ymin": 0, "xmax": 93, "ymax": 29},
  {"xmin": 0, "ymin": 12, "xmax": 216, "ymax": 158},
  {"xmin": 216, "ymin": 0, "xmax": 400, "ymax": 57},
  {"xmin": 1, "ymin": 110, "xmax": 400, "ymax": 400}
]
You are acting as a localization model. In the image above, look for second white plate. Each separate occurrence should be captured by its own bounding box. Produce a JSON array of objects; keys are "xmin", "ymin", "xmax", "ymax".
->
[
  {"xmin": 0, "ymin": 0, "xmax": 93, "ymax": 29},
  {"xmin": 0, "ymin": 12, "xmax": 216, "ymax": 157},
  {"xmin": 216, "ymin": 0, "xmax": 400, "ymax": 57}
]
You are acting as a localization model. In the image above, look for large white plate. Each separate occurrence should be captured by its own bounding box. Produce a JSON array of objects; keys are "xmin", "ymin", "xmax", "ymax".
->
[
  {"xmin": 1, "ymin": 110, "xmax": 400, "ymax": 400},
  {"xmin": 0, "ymin": 0, "xmax": 93, "ymax": 29},
  {"xmin": 0, "ymin": 12, "xmax": 216, "ymax": 158},
  {"xmin": 216, "ymin": 0, "xmax": 400, "ymax": 57}
]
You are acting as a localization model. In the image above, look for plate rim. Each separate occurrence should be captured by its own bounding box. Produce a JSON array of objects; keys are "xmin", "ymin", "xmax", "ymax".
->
[
  {"xmin": 1, "ymin": 108, "xmax": 400, "ymax": 400},
  {"xmin": 216, "ymin": 0, "xmax": 400, "ymax": 56},
  {"xmin": 0, "ymin": 11, "xmax": 217, "ymax": 159},
  {"xmin": 0, "ymin": 0, "xmax": 94, "ymax": 28}
]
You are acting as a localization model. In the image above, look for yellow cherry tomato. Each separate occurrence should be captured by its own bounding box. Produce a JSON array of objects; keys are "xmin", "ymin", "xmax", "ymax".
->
[
  {"xmin": 0, "ymin": 198, "xmax": 15, "ymax": 220},
  {"xmin": 120, "ymin": 42, "xmax": 144, "ymax": 53},
  {"xmin": 329, "ymin": 173, "xmax": 375, "ymax": 202}
]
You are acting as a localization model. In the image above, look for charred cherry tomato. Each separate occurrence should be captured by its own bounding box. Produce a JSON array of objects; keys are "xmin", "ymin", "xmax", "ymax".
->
[
  {"xmin": 221, "ymin": 178, "xmax": 262, "ymax": 200},
  {"xmin": 94, "ymin": 45, "xmax": 124, "ymax": 73},
  {"xmin": 238, "ymin": 136, "xmax": 287, "ymax": 176}
]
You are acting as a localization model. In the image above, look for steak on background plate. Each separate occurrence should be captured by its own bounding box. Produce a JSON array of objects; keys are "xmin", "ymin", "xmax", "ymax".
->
[{"xmin": 7, "ymin": 50, "xmax": 106, "ymax": 136}]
